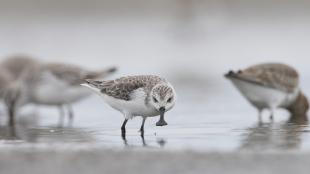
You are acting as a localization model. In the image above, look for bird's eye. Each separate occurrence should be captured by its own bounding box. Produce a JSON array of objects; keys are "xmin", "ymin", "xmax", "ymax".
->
[
  {"xmin": 167, "ymin": 97, "xmax": 173, "ymax": 103},
  {"xmin": 153, "ymin": 97, "xmax": 158, "ymax": 103}
]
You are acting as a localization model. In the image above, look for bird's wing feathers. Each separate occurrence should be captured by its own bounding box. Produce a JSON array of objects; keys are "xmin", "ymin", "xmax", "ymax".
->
[
  {"xmin": 85, "ymin": 75, "xmax": 164, "ymax": 101},
  {"xmin": 44, "ymin": 63, "xmax": 84, "ymax": 86},
  {"xmin": 45, "ymin": 64, "xmax": 117, "ymax": 86},
  {"xmin": 229, "ymin": 63, "xmax": 299, "ymax": 93}
]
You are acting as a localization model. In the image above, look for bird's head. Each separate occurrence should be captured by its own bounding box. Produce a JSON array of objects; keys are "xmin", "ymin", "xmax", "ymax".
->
[{"xmin": 150, "ymin": 83, "xmax": 176, "ymax": 126}]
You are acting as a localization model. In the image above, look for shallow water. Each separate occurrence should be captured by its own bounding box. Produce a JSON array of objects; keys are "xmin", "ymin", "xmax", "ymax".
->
[{"xmin": 1, "ymin": 83, "xmax": 310, "ymax": 152}]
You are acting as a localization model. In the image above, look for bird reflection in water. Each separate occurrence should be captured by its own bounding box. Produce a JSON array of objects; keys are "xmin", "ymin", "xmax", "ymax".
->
[
  {"xmin": 121, "ymin": 131, "xmax": 166, "ymax": 148},
  {"xmin": 0, "ymin": 111, "xmax": 39, "ymax": 141},
  {"xmin": 239, "ymin": 113, "xmax": 308, "ymax": 151},
  {"xmin": 0, "ymin": 126, "xmax": 18, "ymax": 140},
  {"xmin": 0, "ymin": 112, "xmax": 96, "ymax": 143}
]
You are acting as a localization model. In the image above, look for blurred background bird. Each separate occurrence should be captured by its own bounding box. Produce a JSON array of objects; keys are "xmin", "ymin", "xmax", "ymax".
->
[
  {"xmin": 225, "ymin": 63, "xmax": 309, "ymax": 122},
  {"xmin": 0, "ymin": 55, "xmax": 117, "ymax": 126}
]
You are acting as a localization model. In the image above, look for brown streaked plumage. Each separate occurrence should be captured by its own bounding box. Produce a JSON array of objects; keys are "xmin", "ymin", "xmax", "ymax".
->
[
  {"xmin": 152, "ymin": 84, "xmax": 174, "ymax": 101},
  {"xmin": 82, "ymin": 75, "xmax": 176, "ymax": 133},
  {"xmin": 230, "ymin": 63, "xmax": 299, "ymax": 93},
  {"xmin": 86, "ymin": 75, "xmax": 166, "ymax": 101}
]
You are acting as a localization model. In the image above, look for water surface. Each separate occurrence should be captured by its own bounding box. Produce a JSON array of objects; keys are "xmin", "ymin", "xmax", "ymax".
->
[{"xmin": 1, "ymin": 85, "xmax": 310, "ymax": 152}]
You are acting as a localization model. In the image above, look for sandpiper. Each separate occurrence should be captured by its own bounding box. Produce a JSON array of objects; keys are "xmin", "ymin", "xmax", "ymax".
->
[
  {"xmin": 31, "ymin": 62, "xmax": 117, "ymax": 123},
  {"xmin": 0, "ymin": 69, "xmax": 15, "ymax": 125},
  {"xmin": 1, "ymin": 56, "xmax": 117, "ymax": 125},
  {"xmin": 225, "ymin": 63, "xmax": 309, "ymax": 121},
  {"xmin": 0, "ymin": 56, "xmax": 41, "ymax": 126},
  {"xmin": 81, "ymin": 75, "xmax": 177, "ymax": 133}
]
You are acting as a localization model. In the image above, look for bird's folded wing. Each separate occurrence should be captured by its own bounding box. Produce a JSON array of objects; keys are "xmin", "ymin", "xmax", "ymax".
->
[
  {"xmin": 44, "ymin": 63, "xmax": 84, "ymax": 86},
  {"xmin": 87, "ymin": 75, "xmax": 164, "ymax": 101},
  {"xmin": 239, "ymin": 63, "xmax": 299, "ymax": 93}
]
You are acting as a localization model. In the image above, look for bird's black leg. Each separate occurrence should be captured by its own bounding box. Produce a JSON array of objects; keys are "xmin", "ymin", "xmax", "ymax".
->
[
  {"xmin": 58, "ymin": 105, "xmax": 65, "ymax": 127},
  {"xmin": 67, "ymin": 105, "xmax": 74, "ymax": 125},
  {"xmin": 140, "ymin": 117, "xmax": 147, "ymax": 133},
  {"xmin": 258, "ymin": 109, "xmax": 263, "ymax": 124},
  {"xmin": 141, "ymin": 132, "xmax": 146, "ymax": 146},
  {"xmin": 8, "ymin": 105, "xmax": 15, "ymax": 127},
  {"xmin": 121, "ymin": 119, "xmax": 128, "ymax": 133},
  {"xmin": 270, "ymin": 109, "xmax": 274, "ymax": 122},
  {"xmin": 121, "ymin": 129, "xmax": 128, "ymax": 146},
  {"xmin": 270, "ymin": 115, "xmax": 274, "ymax": 121}
]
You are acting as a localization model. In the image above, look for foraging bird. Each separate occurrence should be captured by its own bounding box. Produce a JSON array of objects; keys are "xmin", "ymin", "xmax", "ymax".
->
[
  {"xmin": 81, "ymin": 75, "xmax": 177, "ymax": 133},
  {"xmin": 225, "ymin": 63, "xmax": 309, "ymax": 121}
]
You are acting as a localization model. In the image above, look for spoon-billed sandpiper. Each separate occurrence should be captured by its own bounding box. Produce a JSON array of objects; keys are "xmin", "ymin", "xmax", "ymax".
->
[
  {"xmin": 225, "ymin": 63, "xmax": 309, "ymax": 121},
  {"xmin": 81, "ymin": 75, "xmax": 177, "ymax": 133}
]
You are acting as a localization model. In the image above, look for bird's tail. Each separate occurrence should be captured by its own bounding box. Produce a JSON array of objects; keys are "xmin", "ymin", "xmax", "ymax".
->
[{"xmin": 83, "ymin": 66, "xmax": 117, "ymax": 79}]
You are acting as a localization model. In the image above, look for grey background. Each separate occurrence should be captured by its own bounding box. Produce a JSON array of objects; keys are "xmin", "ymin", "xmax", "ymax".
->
[{"xmin": 0, "ymin": 0, "xmax": 309, "ymax": 81}]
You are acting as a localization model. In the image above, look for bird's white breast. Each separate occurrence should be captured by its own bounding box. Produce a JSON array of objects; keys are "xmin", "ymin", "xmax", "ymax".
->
[
  {"xmin": 32, "ymin": 72, "xmax": 92, "ymax": 105},
  {"xmin": 230, "ymin": 78, "xmax": 299, "ymax": 109},
  {"xmin": 100, "ymin": 88, "xmax": 159, "ymax": 119}
]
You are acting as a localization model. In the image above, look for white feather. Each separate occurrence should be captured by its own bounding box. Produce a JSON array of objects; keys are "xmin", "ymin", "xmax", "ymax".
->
[
  {"xmin": 230, "ymin": 78, "xmax": 299, "ymax": 110},
  {"xmin": 32, "ymin": 71, "xmax": 92, "ymax": 105},
  {"xmin": 82, "ymin": 85, "xmax": 159, "ymax": 119}
]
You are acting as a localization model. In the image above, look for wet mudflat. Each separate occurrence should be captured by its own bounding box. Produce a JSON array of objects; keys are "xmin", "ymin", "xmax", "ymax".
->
[
  {"xmin": 0, "ymin": 84, "xmax": 310, "ymax": 174},
  {"xmin": 0, "ymin": 84, "xmax": 310, "ymax": 152}
]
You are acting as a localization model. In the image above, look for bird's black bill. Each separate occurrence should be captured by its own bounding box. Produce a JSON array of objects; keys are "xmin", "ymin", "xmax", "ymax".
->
[{"xmin": 156, "ymin": 107, "xmax": 168, "ymax": 126}]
